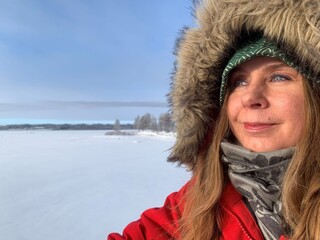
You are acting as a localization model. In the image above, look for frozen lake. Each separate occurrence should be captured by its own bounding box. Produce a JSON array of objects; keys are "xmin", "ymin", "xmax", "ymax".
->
[{"xmin": 0, "ymin": 130, "xmax": 191, "ymax": 240}]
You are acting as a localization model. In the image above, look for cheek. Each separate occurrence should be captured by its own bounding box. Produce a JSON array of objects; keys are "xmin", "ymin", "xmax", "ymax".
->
[
  {"xmin": 226, "ymin": 96, "xmax": 241, "ymax": 134},
  {"xmin": 278, "ymin": 93, "xmax": 306, "ymax": 136},
  {"xmin": 226, "ymin": 95, "xmax": 239, "ymax": 121},
  {"xmin": 291, "ymin": 101, "xmax": 305, "ymax": 129},
  {"xmin": 281, "ymin": 93, "xmax": 305, "ymax": 118}
]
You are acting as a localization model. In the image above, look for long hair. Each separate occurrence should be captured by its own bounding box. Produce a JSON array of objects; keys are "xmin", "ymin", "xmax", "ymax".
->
[
  {"xmin": 179, "ymin": 77, "xmax": 320, "ymax": 240},
  {"xmin": 281, "ymin": 79, "xmax": 320, "ymax": 239},
  {"xmin": 179, "ymin": 103, "xmax": 229, "ymax": 240}
]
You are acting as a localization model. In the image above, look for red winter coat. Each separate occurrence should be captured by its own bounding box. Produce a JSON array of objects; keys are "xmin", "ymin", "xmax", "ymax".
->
[{"xmin": 108, "ymin": 182, "xmax": 289, "ymax": 240}]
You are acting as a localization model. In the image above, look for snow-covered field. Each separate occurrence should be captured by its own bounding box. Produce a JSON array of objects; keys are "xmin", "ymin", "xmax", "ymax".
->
[{"xmin": 0, "ymin": 130, "xmax": 191, "ymax": 240}]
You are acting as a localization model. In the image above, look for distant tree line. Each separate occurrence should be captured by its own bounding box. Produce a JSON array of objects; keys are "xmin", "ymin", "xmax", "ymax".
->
[
  {"xmin": 0, "ymin": 113, "xmax": 175, "ymax": 132},
  {"xmin": 132, "ymin": 112, "xmax": 175, "ymax": 132}
]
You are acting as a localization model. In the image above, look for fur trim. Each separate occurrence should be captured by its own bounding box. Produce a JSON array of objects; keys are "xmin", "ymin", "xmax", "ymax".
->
[{"xmin": 168, "ymin": 0, "xmax": 320, "ymax": 167}]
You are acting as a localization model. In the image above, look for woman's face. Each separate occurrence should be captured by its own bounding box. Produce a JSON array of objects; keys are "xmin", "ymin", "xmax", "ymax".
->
[{"xmin": 226, "ymin": 56, "xmax": 305, "ymax": 152}]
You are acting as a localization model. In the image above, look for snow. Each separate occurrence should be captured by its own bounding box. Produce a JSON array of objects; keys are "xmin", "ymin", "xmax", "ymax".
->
[{"xmin": 0, "ymin": 130, "xmax": 191, "ymax": 240}]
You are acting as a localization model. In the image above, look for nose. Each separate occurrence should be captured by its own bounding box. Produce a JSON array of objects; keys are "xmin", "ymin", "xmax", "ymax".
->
[{"xmin": 241, "ymin": 83, "xmax": 269, "ymax": 109}]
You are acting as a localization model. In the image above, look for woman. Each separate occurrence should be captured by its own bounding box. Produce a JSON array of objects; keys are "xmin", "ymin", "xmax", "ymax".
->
[{"xmin": 108, "ymin": 0, "xmax": 320, "ymax": 239}]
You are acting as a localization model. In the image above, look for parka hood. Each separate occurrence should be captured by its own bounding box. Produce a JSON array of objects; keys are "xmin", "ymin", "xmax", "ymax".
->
[{"xmin": 168, "ymin": 0, "xmax": 320, "ymax": 168}]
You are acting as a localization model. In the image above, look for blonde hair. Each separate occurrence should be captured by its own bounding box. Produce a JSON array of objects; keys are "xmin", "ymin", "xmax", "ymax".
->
[
  {"xmin": 282, "ymin": 79, "xmax": 320, "ymax": 239},
  {"xmin": 179, "ymin": 104, "xmax": 229, "ymax": 239},
  {"xmin": 179, "ymin": 78, "xmax": 320, "ymax": 239}
]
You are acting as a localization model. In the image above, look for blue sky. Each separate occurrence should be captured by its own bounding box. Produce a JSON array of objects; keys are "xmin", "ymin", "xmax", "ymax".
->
[{"xmin": 0, "ymin": 0, "xmax": 194, "ymax": 124}]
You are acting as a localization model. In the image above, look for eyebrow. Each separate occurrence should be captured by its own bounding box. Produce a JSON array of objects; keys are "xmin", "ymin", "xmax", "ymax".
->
[
  {"xmin": 234, "ymin": 62, "xmax": 293, "ymax": 73},
  {"xmin": 263, "ymin": 62, "xmax": 292, "ymax": 71}
]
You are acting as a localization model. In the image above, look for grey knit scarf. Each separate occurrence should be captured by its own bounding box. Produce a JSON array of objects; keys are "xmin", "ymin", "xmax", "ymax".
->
[{"xmin": 221, "ymin": 141, "xmax": 294, "ymax": 240}]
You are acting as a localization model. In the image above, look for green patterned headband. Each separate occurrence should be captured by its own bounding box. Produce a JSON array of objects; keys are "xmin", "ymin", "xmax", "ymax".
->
[{"xmin": 220, "ymin": 37, "xmax": 299, "ymax": 105}]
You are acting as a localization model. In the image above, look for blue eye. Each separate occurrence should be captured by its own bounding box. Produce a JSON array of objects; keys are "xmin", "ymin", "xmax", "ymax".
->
[
  {"xmin": 232, "ymin": 79, "xmax": 247, "ymax": 88},
  {"xmin": 271, "ymin": 74, "xmax": 291, "ymax": 82}
]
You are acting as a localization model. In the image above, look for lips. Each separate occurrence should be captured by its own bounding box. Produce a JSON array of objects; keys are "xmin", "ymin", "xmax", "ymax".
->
[{"xmin": 243, "ymin": 122, "xmax": 276, "ymax": 130}]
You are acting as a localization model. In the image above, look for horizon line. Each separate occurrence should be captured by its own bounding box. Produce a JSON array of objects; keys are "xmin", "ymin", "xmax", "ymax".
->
[{"xmin": 0, "ymin": 100, "xmax": 169, "ymax": 111}]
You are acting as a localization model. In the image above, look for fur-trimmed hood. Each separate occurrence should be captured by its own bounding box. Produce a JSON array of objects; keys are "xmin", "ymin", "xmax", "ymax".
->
[{"xmin": 168, "ymin": 0, "xmax": 320, "ymax": 167}]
